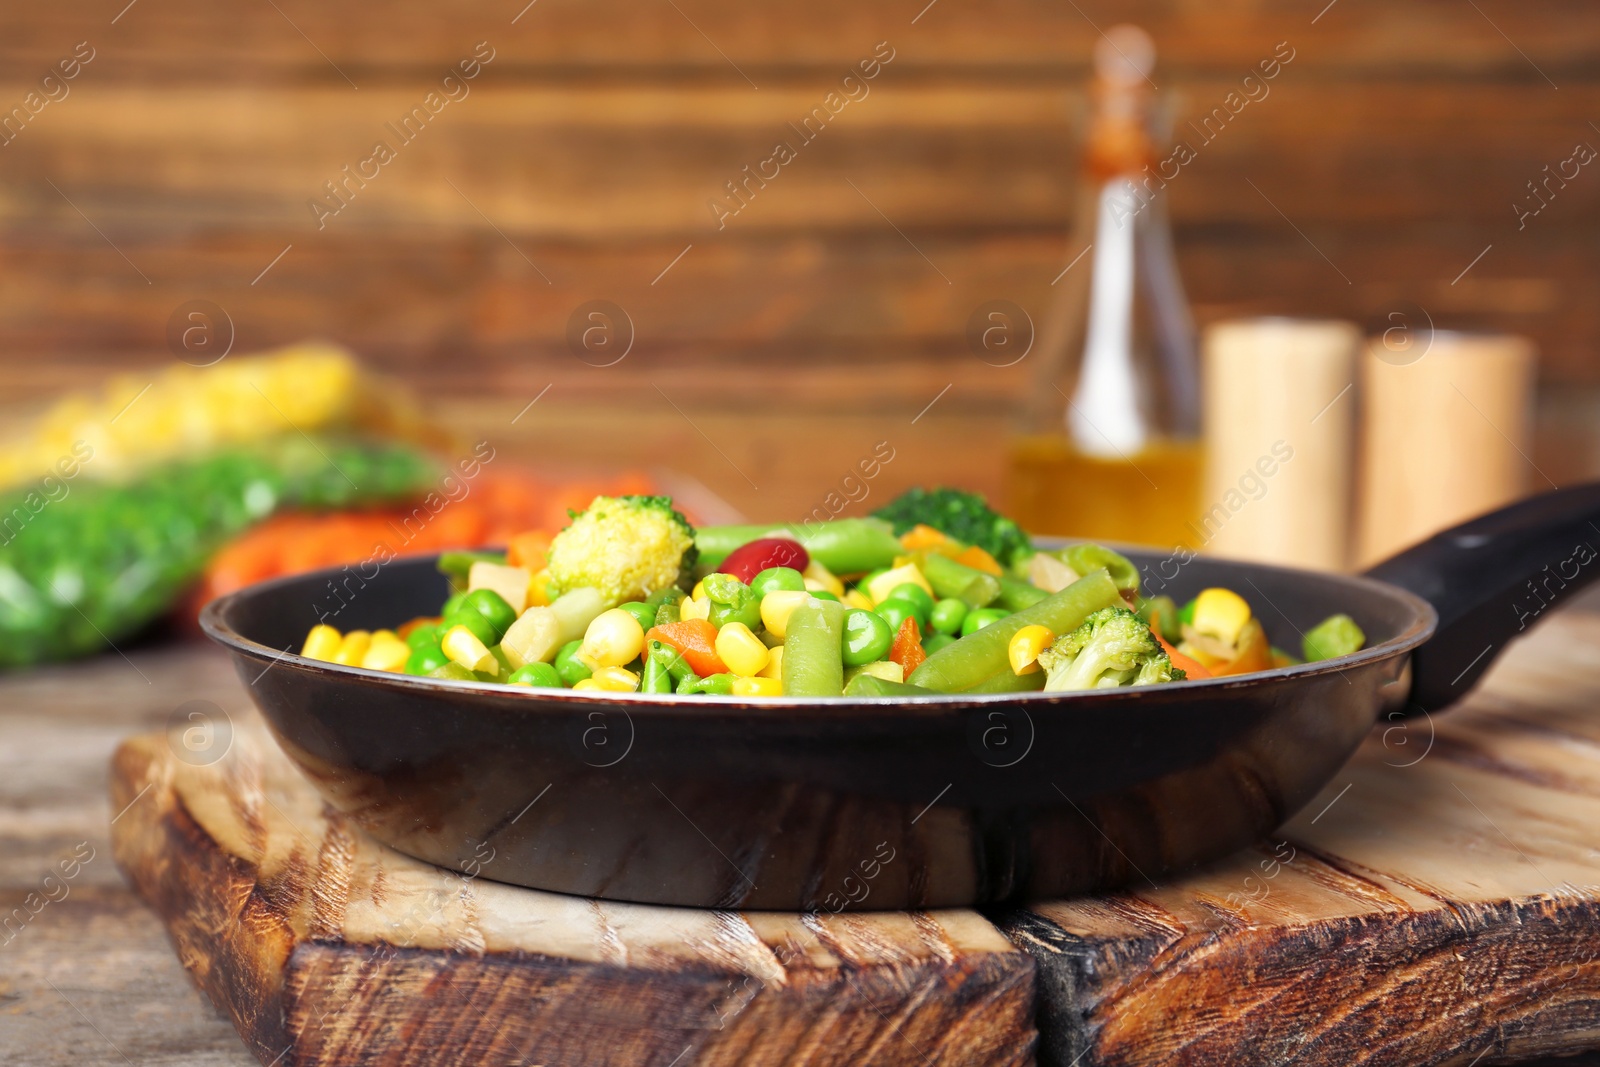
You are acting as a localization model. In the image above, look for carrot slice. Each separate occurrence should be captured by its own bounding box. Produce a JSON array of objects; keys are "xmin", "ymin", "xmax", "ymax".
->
[
  {"xmin": 645, "ymin": 619, "xmax": 728, "ymax": 677},
  {"xmin": 1151, "ymin": 609, "xmax": 1211, "ymax": 680},
  {"xmin": 888, "ymin": 617, "xmax": 926, "ymax": 674}
]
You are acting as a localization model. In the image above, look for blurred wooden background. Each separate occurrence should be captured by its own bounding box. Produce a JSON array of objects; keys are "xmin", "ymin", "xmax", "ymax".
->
[{"xmin": 1, "ymin": 0, "xmax": 1598, "ymax": 520}]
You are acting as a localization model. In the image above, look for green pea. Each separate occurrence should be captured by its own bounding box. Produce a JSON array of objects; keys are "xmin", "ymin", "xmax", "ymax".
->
[
  {"xmin": 750, "ymin": 566, "xmax": 806, "ymax": 598},
  {"xmin": 1179, "ymin": 598, "xmax": 1196, "ymax": 626},
  {"xmin": 875, "ymin": 598, "xmax": 921, "ymax": 638},
  {"xmin": 841, "ymin": 608, "xmax": 894, "ymax": 666},
  {"xmin": 808, "ymin": 590, "xmax": 840, "ymax": 602},
  {"xmin": 404, "ymin": 641, "xmax": 449, "ymax": 675},
  {"xmin": 930, "ymin": 598, "xmax": 968, "ymax": 636},
  {"xmin": 554, "ymin": 640, "xmax": 593, "ymax": 686},
  {"xmin": 453, "ymin": 588, "xmax": 517, "ymax": 643},
  {"xmin": 441, "ymin": 610, "xmax": 498, "ymax": 648},
  {"xmin": 923, "ymin": 633, "xmax": 956, "ymax": 655},
  {"xmin": 441, "ymin": 591, "xmax": 468, "ymax": 618},
  {"xmin": 617, "ymin": 601, "xmax": 657, "ymax": 632},
  {"xmin": 888, "ymin": 582, "xmax": 935, "ymax": 619},
  {"xmin": 507, "ymin": 661, "xmax": 562, "ymax": 688},
  {"xmin": 960, "ymin": 607, "xmax": 1009, "ymax": 637},
  {"xmin": 404, "ymin": 623, "xmax": 440, "ymax": 650},
  {"xmin": 427, "ymin": 662, "xmax": 476, "ymax": 682}
]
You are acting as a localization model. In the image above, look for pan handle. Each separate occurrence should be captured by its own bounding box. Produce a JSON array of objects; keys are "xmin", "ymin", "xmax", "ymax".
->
[{"xmin": 1364, "ymin": 481, "xmax": 1600, "ymax": 713}]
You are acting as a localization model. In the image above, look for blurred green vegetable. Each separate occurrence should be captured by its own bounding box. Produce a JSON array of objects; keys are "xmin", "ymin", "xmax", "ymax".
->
[
  {"xmin": 872, "ymin": 486, "xmax": 1033, "ymax": 568},
  {"xmin": 0, "ymin": 436, "xmax": 436, "ymax": 668},
  {"xmin": 1302, "ymin": 613, "xmax": 1365, "ymax": 662}
]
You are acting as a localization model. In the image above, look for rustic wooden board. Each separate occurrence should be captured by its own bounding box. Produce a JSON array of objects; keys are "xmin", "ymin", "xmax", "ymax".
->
[
  {"xmin": 999, "ymin": 611, "xmax": 1600, "ymax": 1067},
  {"xmin": 109, "ymin": 722, "xmax": 1037, "ymax": 1067}
]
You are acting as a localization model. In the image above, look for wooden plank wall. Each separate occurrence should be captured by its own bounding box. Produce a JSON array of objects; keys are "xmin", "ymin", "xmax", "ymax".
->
[{"xmin": 1, "ymin": 0, "xmax": 1598, "ymax": 517}]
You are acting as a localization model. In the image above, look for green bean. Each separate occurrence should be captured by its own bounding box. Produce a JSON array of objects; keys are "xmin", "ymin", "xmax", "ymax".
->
[
  {"xmin": 965, "ymin": 668, "xmax": 1047, "ymax": 694},
  {"xmin": 781, "ymin": 598, "xmax": 846, "ymax": 697},
  {"xmin": 696, "ymin": 519, "xmax": 902, "ymax": 575},
  {"xmin": 1059, "ymin": 543, "xmax": 1140, "ymax": 594},
  {"xmin": 1302, "ymin": 613, "xmax": 1365, "ymax": 662},
  {"xmin": 648, "ymin": 639, "xmax": 695, "ymax": 684},
  {"xmin": 639, "ymin": 653, "xmax": 674, "ymax": 693},
  {"xmin": 996, "ymin": 574, "xmax": 1048, "ymax": 612},
  {"xmin": 844, "ymin": 674, "xmax": 937, "ymax": 697},
  {"xmin": 919, "ymin": 553, "xmax": 1001, "ymax": 608},
  {"xmin": 908, "ymin": 569, "xmax": 1120, "ymax": 693}
]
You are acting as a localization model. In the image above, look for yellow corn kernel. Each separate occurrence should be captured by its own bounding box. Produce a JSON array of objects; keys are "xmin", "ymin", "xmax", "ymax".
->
[
  {"xmin": 301, "ymin": 624, "xmax": 343, "ymax": 662},
  {"xmin": 581, "ymin": 608, "xmax": 645, "ymax": 668},
  {"xmin": 716, "ymin": 622, "xmax": 770, "ymax": 677},
  {"xmin": 865, "ymin": 563, "xmax": 932, "ymax": 605},
  {"xmin": 526, "ymin": 569, "xmax": 553, "ymax": 608},
  {"xmin": 331, "ymin": 630, "xmax": 372, "ymax": 666},
  {"xmin": 802, "ymin": 559, "xmax": 844, "ymax": 596},
  {"xmin": 572, "ymin": 678, "xmax": 603, "ymax": 691},
  {"xmin": 360, "ymin": 636, "xmax": 410, "ymax": 673},
  {"xmin": 589, "ymin": 665, "xmax": 641, "ymax": 692},
  {"xmin": 1009, "ymin": 625, "xmax": 1055, "ymax": 675},
  {"xmin": 758, "ymin": 644, "xmax": 784, "ymax": 679},
  {"xmin": 843, "ymin": 589, "xmax": 875, "ymax": 612},
  {"xmin": 691, "ymin": 577, "xmax": 708, "ymax": 600},
  {"xmin": 732, "ymin": 676, "xmax": 783, "ymax": 697},
  {"xmin": 760, "ymin": 590, "xmax": 812, "ymax": 639},
  {"xmin": 1192, "ymin": 588, "xmax": 1252, "ymax": 647},
  {"xmin": 441, "ymin": 624, "xmax": 497, "ymax": 675},
  {"xmin": 680, "ymin": 596, "xmax": 711, "ymax": 622}
]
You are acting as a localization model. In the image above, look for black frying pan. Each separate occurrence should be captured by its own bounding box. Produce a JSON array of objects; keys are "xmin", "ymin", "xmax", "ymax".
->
[{"xmin": 200, "ymin": 483, "xmax": 1600, "ymax": 910}]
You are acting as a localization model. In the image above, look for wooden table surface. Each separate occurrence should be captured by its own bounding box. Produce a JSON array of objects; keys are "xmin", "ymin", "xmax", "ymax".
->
[{"xmin": 6, "ymin": 615, "xmax": 1600, "ymax": 1066}]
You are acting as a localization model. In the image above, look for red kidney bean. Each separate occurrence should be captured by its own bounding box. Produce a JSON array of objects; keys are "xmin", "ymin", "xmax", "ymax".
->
[{"xmin": 719, "ymin": 538, "xmax": 809, "ymax": 584}]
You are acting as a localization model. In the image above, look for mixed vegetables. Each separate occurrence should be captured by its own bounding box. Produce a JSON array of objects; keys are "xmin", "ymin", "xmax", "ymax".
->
[{"xmin": 300, "ymin": 488, "xmax": 1369, "ymax": 697}]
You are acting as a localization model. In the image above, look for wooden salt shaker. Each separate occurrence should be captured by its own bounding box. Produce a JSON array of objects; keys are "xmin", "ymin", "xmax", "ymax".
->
[
  {"xmin": 1200, "ymin": 317, "xmax": 1361, "ymax": 571},
  {"xmin": 1356, "ymin": 330, "xmax": 1537, "ymax": 566}
]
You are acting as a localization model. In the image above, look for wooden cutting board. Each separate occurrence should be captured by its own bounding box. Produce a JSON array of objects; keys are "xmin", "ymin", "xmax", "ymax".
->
[
  {"xmin": 999, "ymin": 611, "xmax": 1600, "ymax": 1067},
  {"xmin": 111, "ymin": 613, "xmax": 1600, "ymax": 1067},
  {"xmin": 107, "ymin": 721, "xmax": 1037, "ymax": 1067}
]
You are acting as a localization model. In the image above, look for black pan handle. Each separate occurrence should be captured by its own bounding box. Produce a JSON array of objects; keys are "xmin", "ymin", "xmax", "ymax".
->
[{"xmin": 1364, "ymin": 481, "xmax": 1600, "ymax": 713}]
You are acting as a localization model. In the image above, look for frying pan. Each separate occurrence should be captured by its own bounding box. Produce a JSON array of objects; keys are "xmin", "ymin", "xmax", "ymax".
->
[{"xmin": 201, "ymin": 483, "xmax": 1600, "ymax": 910}]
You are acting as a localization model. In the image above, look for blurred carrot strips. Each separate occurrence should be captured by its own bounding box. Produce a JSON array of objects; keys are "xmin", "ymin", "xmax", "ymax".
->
[{"xmin": 189, "ymin": 468, "xmax": 657, "ymax": 609}]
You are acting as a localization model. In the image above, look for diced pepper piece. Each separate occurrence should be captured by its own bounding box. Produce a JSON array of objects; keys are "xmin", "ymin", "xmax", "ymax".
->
[
  {"xmin": 1209, "ymin": 618, "xmax": 1272, "ymax": 677},
  {"xmin": 645, "ymin": 619, "xmax": 729, "ymax": 677},
  {"xmin": 1007, "ymin": 624, "xmax": 1054, "ymax": 675},
  {"xmin": 1192, "ymin": 588, "xmax": 1252, "ymax": 646},
  {"xmin": 953, "ymin": 544, "xmax": 1003, "ymax": 576},
  {"xmin": 899, "ymin": 524, "xmax": 952, "ymax": 551},
  {"xmin": 1153, "ymin": 626, "xmax": 1211, "ymax": 680},
  {"xmin": 888, "ymin": 616, "xmax": 926, "ymax": 675}
]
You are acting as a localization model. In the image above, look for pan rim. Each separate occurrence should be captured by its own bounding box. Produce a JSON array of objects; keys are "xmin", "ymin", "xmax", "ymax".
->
[{"xmin": 199, "ymin": 550, "xmax": 1438, "ymax": 712}]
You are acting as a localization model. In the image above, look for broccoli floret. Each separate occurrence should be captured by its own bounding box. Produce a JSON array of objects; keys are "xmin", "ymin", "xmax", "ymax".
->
[
  {"xmin": 872, "ymin": 486, "xmax": 1032, "ymax": 567},
  {"xmin": 545, "ymin": 495, "xmax": 697, "ymax": 606},
  {"xmin": 1038, "ymin": 606, "xmax": 1185, "ymax": 691}
]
